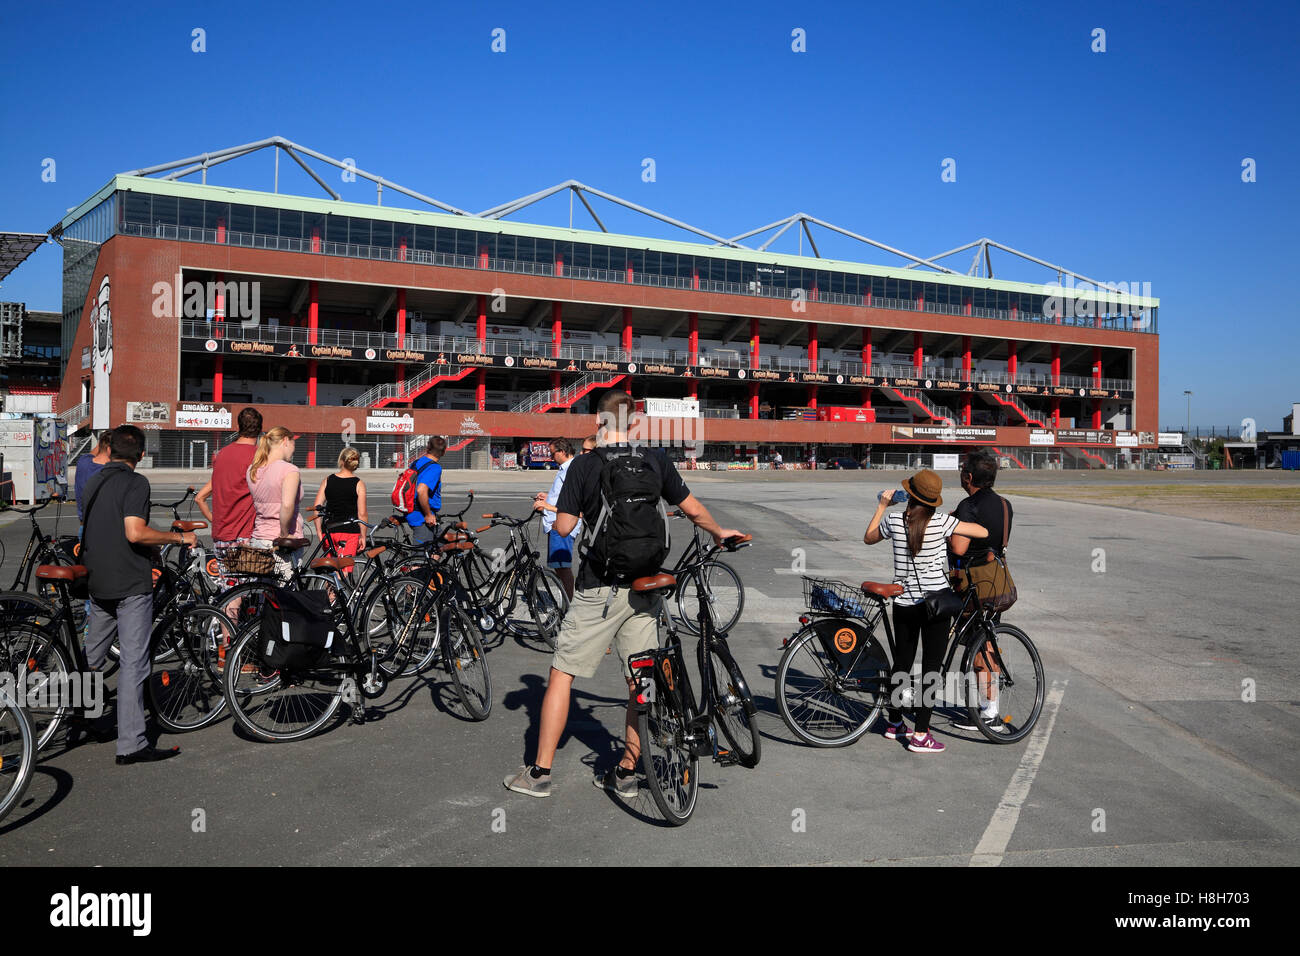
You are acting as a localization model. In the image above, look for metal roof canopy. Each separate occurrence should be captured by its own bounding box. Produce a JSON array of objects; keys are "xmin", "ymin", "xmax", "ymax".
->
[
  {"xmin": 100, "ymin": 137, "xmax": 1151, "ymax": 304},
  {"xmin": 0, "ymin": 232, "xmax": 48, "ymax": 283}
]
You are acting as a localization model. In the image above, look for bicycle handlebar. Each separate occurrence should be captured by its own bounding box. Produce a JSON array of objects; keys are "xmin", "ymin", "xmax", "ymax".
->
[{"xmin": 154, "ymin": 487, "xmax": 196, "ymax": 510}]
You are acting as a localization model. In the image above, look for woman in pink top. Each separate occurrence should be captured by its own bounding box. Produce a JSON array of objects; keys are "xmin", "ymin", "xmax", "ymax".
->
[{"xmin": 246, "ymin": 427, "xmax": 303, "ymax": 578}]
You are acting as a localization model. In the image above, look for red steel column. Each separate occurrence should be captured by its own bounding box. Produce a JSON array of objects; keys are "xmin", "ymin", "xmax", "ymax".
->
[
  {"xmin": 399, "ymin": 235, "xmax": 407, "ymax": 262},
  {"xmin": 476, "ymin": 294, "xmax": 487, "ymax": 412},
  {"xmin": 687, "ymin": 312, "xmax": 699, "ymax": 400},
  {"xmin": 860, "ymin": 329, "xmax": 872, "ymax": 410},
  {"xmin": 311, "ymin": 227, "xmax": 320, "ymax": 254},
  {"xmin": 212, "ymin": 272, "xmax": 225, "ymax": 401},
  {"xmin": 308, "ymin": 282, "xmax": 319, "ymax": 460},
  {"xmin": 479, "ymin": 244, "xmax": 489, "ymax": 269},
  {"xmin": 749, "ymin": 316, "xmax": 760, "ymax": 420},
  {"xmin": 806, "ymin": 323, "xmax": 819, "ymax": 408},
  {"xmin": 1007, "ymin": 341, "xmax": 1018, "ymax": 380},
  {"xmin": 913, "ymin": 332, "xmax": 924, "ymax": 373},
  {"xmin": 1050, "ymin": 343, "xmax": 1061, "ymax": 429},
  {"xmin": 551, "ymin": 302, "xmax": 562, "ymax": 391},
  {"xmin": 961, "ymin": 335, "xmax": 973, "ymax": 426},
  {"xmin": 216, "ymin": 217, "xmax": 226, "ymax": 244},
  {"xmin": 395, "ymin": 289, "xmax": 407, "ymax": 399},
  {"xmin": 555, "ymin": 251, "xmax": 564, "ymax": 277},
  {"xmin": 1092, "ymin": 345, "xmax": 1104, "ymax": 428}
]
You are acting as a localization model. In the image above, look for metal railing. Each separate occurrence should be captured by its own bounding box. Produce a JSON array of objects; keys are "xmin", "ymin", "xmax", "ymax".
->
[
  {"xmin": 123, "ymin": 220, "xmax": 1157, "ymax": 335},
  {"xmin": 59, "ymin": 402, "xmax": 90, "ymax": 425}
]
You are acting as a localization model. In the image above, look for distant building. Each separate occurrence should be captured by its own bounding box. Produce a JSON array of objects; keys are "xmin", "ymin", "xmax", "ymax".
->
[{"xmin": 1, "ymin": 302, "xmax": 63, "ymax": 411}]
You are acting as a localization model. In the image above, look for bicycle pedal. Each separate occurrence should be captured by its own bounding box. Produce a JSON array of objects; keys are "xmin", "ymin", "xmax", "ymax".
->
[{"xmin": 715, "ymin": 751, "xmax": 738, "ymax": 767}]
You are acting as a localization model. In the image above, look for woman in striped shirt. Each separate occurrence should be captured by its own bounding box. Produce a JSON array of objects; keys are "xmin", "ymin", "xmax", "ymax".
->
[{"xmin": 864, "ymin": 468, "xmax": 987, "ymax": 754}]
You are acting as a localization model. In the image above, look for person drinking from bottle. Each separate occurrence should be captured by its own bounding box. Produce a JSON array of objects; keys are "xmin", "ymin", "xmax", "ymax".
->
[{"xmin": 863, "ymin": 469, "xmax": 986, "ymax": 754}]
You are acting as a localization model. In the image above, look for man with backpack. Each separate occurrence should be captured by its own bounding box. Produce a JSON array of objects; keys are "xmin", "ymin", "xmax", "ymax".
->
[
  {"xmin": 394, "ymin": 436, "xmax": 445, "ymax": 543},
  {"xmin": 504, "ymin": 390, "xmax": 741, "ymax": 799},
  {"xmin": 948, "ymin": 448, "xmax": 1014, "ymax": 731}
]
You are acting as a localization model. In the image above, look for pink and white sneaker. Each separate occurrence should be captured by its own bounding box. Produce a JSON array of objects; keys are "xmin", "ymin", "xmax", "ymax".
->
[{"xmin": 907, "ymin": 732, "xmax": 946, "ymax": 754}]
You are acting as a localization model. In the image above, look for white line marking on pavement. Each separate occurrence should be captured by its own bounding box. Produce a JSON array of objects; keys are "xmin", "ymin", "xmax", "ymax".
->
[{"xmin": 970, "ymin": 679, "xmax": 1068, "ymax": 867}]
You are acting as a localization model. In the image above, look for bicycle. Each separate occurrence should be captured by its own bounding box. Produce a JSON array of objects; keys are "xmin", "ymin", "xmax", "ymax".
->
[
  {"xmin": 0, "ymin": 496, "xmax": 81, "ymax": 627},
  {"xmin": 626, "ymin": 533, "xmax": 757, "ymax": 826},
  {"xmin": 219, "ymin": 529, "xmax": 492, "ymax": 740},
  {"xmin": 665, "ymin": 509, "xmax": 744, "ymax": 635},
  {"xmin": 0, "ymin": 556, "xmax": 237, "ymax": 751},
  {"xmin": 463, "ymin": 508, "xmax": 568, "ymax": 649},
  {"xmin": 774, "ymin": 570, "xmax": 1044, "ymax": 747}
]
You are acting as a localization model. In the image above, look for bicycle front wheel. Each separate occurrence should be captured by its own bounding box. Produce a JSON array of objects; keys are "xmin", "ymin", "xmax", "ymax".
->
[
  {"xmin": 776, "ymin": 625, "xmax": 887, "ymax": 747},
  {"xmin": 0, "ymin": 702, "xmax": 34, "ymax": 824},
  {"xmin": 0, "ymin": 622, "xmax": 71, "ymax": 751},
  {"xmin": 442, "ymin": 608, "xmax": 491, "ymax": 720},
  {"xmin": 146, "ymin": 604, "xmax": 233, "ymax": 733},
  {"xmin": 705, "ymin": 642, "xmax": 761, "ymax": 768},
  {"xmin": 676, "ymin": 561, "xmax": 744, "ymax": 635},
  {"xmin": 222, "ymin": 622, "xmax": 344, "ymax": 742},
  {"xmin": 364, "ymin": 574, "xmax": 440, "ymax": 677},
  {"xmin": 526, "ymin": 567, "xmax": 568, "ymax": 650},
  {"xmin": 963, "ymin": 624, "xmax": 1044, "ymax": 744},
  {"xmin": 637, "ymin": 693, "xmax": 698, "ymax": 825}
]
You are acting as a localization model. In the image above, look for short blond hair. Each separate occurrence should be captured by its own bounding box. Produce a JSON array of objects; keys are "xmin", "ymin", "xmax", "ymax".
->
[{"xmin": 338, "ymin": 447, "xmax": 360, "ymax": 471}]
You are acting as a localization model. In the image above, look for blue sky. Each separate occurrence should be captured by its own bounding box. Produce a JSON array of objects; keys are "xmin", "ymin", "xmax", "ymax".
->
[{"xmin": 1, "ymin": 0, "xmax": 1295, "ymax": 429}]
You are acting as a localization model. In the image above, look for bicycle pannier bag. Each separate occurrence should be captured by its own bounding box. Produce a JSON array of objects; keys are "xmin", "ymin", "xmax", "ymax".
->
[
  {"xmin": 258, "ymin": 587, "xmax": 337, "ymax": 672},
  {"xmin": 582, "ymin": 447, "xmax": 669, "ymax": 584}
]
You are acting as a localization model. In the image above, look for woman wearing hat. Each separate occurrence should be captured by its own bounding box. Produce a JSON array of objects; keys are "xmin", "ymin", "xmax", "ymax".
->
[{"xmin": 864, "ymin": 468, "xmax": 987, "ymax": 754}]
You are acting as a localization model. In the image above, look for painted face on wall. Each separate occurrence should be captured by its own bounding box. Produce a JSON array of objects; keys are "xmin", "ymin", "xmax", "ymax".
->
[
  {"xmin": 91, "ymin": 274, "xmax": 113, "ymax": 430},
  {"xmin": 93, "ymin": 275, "xmax": 112, "ymax": 368}
]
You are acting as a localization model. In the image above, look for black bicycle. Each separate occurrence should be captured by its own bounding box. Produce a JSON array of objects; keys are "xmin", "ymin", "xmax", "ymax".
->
[
  {"xmin": 626, "ymin": 533, "xmax": 757, "ymax": 826},
  {"xmin": 462, "ymin": 508, "xmax": 568, "ymax": 649},
  {"xmin": 775, "ymin": 571, "xmax": 1044, "ymax": 747},
  {"xmin": 665, "ymin": 509, "xmax": 744, "ymax": 634}
]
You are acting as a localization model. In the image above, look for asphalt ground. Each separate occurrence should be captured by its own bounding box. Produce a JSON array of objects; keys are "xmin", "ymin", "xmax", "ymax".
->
[{"xmin": 1, "ymin": 469, "xmax": 1297, "ymax": 866}]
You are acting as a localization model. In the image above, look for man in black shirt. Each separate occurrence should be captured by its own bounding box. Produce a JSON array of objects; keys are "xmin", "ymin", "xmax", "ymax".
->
[
  {"xmin": 949, "ymin": 448, "xmax": 1013, "ymax": 566},
  {"xmin": 948, "ymin": 448, "xmax": 1013, "ymax": 731},
  {"xmin": 82, "ymin": 425, "xmax": 196, "ymax": 764},
  {"xmin": 505, "ymin": 391, "xmax": 741, "ymax": 799}
]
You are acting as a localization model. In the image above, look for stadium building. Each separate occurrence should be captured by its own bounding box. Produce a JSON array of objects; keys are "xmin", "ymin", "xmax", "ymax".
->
[{"xmin": 50, "ymin": 138, "xmax": 1159, "ymax": 470}]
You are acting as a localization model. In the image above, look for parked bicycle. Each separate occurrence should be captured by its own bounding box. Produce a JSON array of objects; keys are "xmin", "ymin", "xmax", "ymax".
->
[
  {"xmin": 775, "ymin": 569, "xmax": 1044, "ymax": 747},
  {"xmin": 461, "ymin": 507, "xmax": 568, "ymax": 649},
  {"xmin": 665, "ymin": 509, "xmax": 744, "ymax": 634},
  {"xmin": 626, "ymin": 533, "xmax": 757, "ymax": 826}
]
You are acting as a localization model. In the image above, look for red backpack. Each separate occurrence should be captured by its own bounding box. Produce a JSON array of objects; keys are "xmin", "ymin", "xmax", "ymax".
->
[{"xmin": 391, "ymin": 457, "xmax": 440, "ymax": 513}]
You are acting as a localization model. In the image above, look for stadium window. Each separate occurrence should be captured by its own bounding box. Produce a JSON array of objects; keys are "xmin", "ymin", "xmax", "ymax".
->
[
  {"xmin": 348, "ymin": 217, "xmax": 371, "ymax": 247},
  {"xmin": 496, "ymin": 234, "xmax": 514, "ymax": 261},
  {"xmin": 371, "ymin": 220, "xmax": 393, "ymax": 249},
  {"xmin": 254, "ymin": 207, "xmax": 279, "ymax": 237},
  {"xmin": 456, "ymin": 229, "xmax": 478, "ymax": 257},
  {"xmin": 627, "ymin": 249, "xmax": 645, "ymax": 273},
  {"xmin": 180, "ymin": 199, "xmax": 205, "ymax": 230},
  {"xmin": 535, "ymin": 238, "xmax": 554, "ymax": 265},
  {"xmin": 325, "ymin": 214, "xmax": 348, "ymax": 244},
  {"xmin": 708, "ymin": 258, "xmax": 726, "ymax": 283},
  {"xmin": 431, "ymin": 226, "xmax": 452, "ymax": 255},
  {"xmin": 279, "ymin": 210, "xmax": 303, "ymax": 239},
  {"xmin": 571, "ymin": 243, "xmax": 591, "ymax": 269},
  {"xmin": 123, "ymin": 192, "xmax": 150, "ymax": 224},
  {"xmin": 151, "ymin": 195, "xmax": 178, "ymax": 226},
  {"xmin": 554, "ymin": 241, "xmax": 572, "ymax": 267},
  {"xmin": 227, "ymin": 204, "xmax": 254, "ymax": 235}
]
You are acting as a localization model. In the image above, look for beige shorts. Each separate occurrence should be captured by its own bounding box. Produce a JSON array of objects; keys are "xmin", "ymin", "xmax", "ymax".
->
[{"xmin": 551, "ymin": 585, "xmax": 661, "ymax": 680}]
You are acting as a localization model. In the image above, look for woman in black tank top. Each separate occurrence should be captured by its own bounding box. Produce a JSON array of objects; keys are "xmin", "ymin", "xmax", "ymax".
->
[{"xmin": 311, "ymin": 448, "xmax": 369, "ymax": 565}]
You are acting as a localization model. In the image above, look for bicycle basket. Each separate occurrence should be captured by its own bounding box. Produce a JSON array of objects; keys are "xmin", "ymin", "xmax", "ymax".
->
[
  {"xmin": 225, "ymin": 541, "xmax": 276, "ymax": 576},
  {"xmin": 801, "ymin": 577, "xmax": 873, "ymax": 620}
]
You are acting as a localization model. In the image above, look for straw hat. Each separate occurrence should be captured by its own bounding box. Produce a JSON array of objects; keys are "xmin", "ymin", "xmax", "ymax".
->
[{"xmin": 902, "ymin": 468, "xmax": 943, "ymax": 507}]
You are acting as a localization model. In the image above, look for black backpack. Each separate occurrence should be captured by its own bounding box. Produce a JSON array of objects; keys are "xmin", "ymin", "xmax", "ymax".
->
[
  {"xmin": 258, "ymin": 588, "xmax": 338, "ymax": 673},
  {"xmin": 581, "ymin": 446, "xmax": 670, "ymax": 584}
]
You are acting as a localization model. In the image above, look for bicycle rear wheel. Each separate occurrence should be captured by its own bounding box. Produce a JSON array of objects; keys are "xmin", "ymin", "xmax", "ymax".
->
[
  {"xmin": 222, "ymin": 622, "xmax": 344, "ymax": 742},
  {"xmin": 0, "ymin": 702, "xmax": 34, "ymax": 824},
  {"xmin": 637, "ymin": 693, "xmax": 698, "ymax": 825},
  {"xmin": 442, "ymin": 608, "xmax": 491, "ymax": 720},
  {"xmin": 0, "ymin": 622, "xmax": 71, "ymax": 751},
  {"xmin": 146, "ymin": 604, "xmax": 233, "ymax": 733},
  {"xmin": 676, "ymin": 560, "xmax": 743, "ymax": 635},
  {"xmin": 776, "ymin": 625, "xmax": 887, "ymax": 747},
  {"xmin": 963, "ymin": 624, "xmax": 1044, "ymax": 744},
  {"xmin": 705, "ymin": 642, "xmax": 761, "ymax": 768}
]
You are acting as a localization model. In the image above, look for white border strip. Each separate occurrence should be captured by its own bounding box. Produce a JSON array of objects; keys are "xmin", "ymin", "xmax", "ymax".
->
[{"xmin": 970, "ymin": 679, "xmax": 1068, "ymax": 867}]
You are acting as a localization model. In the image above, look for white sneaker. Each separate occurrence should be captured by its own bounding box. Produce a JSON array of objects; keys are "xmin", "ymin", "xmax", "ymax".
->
[{"xmin": 952, "ymin": 702, "xmax": 999, "ymax": 731}]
